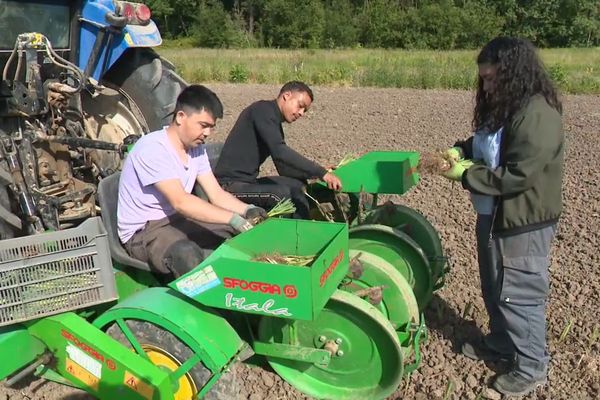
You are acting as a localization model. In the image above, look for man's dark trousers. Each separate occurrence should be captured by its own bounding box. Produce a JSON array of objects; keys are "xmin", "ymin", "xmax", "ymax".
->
[{"xmin": 221, "ymin": 176, "xmax": 310, "ymax": 219}]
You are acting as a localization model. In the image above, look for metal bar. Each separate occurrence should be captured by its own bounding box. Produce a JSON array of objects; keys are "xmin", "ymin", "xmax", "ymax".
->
[
  {"xmin": 116, "ymin": 318, "xmax": 150, "ymax": 362},
  {"xmin": 357, "ymin": 185, "xmax": 366, "ymax": 224},
  {"xmin": 196, "ymin": 368, "xmax": 224, "ymax": 400},
  {"xmin": 170, "ymin": 353, "xmax": 202, "ymax": 382},
  {"xmin": 68, "ymin": 0, "xmax": 83, "ymax": 63},
  {"xmin": 41, "ymin": 135, "xmax": 123, "ymax": 152},
  {"xmin": 100, "ymin": 32, "xmax": 115, "ymax": 77},
  {"xmin": 82, "ymin": 28, "xmax": 107, "ymax": 80},
  {"xmin": 4, "ymin": 353, "xmax": 51, "ymax": 387},
  {"xmin": 370, "ymin": 193, "xmax": 379, "ymax": 210},
  {"xmin": 403, "ymin": 315, "xmax": 427, "ymax": 376},
  {"xmin": 78, "ymin": 17, "xmax": 106, "ymax": 29},
  {"xmin": 252, "ymin": 341, "xmax": 331, "ymax": 366},
  {"xmin": 196, "ymin": 345, "xmax": 252, "ymax": 400},
  {"xmin": 334, "ymin": 193, "xmax": 349, "ymax": 223}
]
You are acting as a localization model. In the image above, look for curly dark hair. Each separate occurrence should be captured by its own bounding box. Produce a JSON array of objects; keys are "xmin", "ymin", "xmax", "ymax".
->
[{"xmin": 473, "ymin": 37, "xmax": 562, "ymax": 131}]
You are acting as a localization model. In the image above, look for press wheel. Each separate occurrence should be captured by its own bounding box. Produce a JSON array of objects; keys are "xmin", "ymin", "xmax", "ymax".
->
[
  {"xmin": 348, "ymin": 236, "xmax": 415, "ymax": 287},
  {"xmin": 343, "ymin": 249, "xmax": 419, "ymax": 346},
  {"xmin": 349, "ymin": 224, "xmax": 433, "ymax": 310},
  {"xmin": 356, "ymin": 203, "xmax": 446, "ymax": 285},
  {"xmin": 258, "ymin": 290, "xmax": 404, "ymax": 400}
]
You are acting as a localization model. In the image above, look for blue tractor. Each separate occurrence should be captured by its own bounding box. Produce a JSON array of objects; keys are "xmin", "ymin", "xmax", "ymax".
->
[{"xmin": 0, "ymin": 0, "xmax": 186, "ymax": 238}]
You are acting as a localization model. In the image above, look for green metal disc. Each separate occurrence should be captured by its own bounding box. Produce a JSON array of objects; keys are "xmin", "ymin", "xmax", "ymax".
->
[
  {"xmin": 349, "ymin": 237, "xmax": 415, "ymax": 287},
  {"xmin": 258, "ymin": 290, "xmax": 404, "ymax": 400},
  {"xmin": 349, "ymin": 224, "xmax": 433, "ymax": 310},
  {"xmin": 343, "ymin": 249, "xmax": 420, "ymax": 348},
  {"xmin": 354, "ymin": 203, "xmax": 446, "ymax": 287}
]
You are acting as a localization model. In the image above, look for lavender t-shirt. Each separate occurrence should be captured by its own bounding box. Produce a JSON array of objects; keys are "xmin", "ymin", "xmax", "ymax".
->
[{"xmin": 117, "ymin": 128, "xmax": 211, "ymax": 243}]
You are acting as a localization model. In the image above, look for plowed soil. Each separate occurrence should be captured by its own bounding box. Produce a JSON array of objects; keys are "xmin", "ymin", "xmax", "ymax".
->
[{"xmin": 2, "ymin": 85, "xmax": 598, "ymax": 400}]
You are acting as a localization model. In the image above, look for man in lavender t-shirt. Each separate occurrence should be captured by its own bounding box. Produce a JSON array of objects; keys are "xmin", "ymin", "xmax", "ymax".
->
[{"xmin": 117, "ymin": 85, "xmax": 267, "ymax": 277}]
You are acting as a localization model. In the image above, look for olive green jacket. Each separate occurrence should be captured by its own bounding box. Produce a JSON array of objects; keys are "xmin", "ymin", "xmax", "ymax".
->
[{"xmin": 461, "ymin": 95, "xmax": 564, "ymax": 235}]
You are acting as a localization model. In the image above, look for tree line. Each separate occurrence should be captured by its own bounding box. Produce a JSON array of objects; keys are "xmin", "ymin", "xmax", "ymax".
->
[{"xmin": 146, "ymin": 0, "xmax": 600, "ymax": 49}]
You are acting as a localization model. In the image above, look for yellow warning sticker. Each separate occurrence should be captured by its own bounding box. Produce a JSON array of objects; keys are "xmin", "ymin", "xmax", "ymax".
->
[
  {"xmin": 124, "ymin": 371, "xmax": 155, "ymax": 400},
  {"xmin": 65, "ymin": 358, "xmax": 99, "ymax": 391}
]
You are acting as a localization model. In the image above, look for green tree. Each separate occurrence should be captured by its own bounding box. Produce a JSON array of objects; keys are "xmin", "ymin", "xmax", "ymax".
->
[
  {"xmin": 262, "ymin": 0, "xmax": 325, "ymax": 48},
  {"xmin": 322, "ymin": 0, "xmax": 359, "ymax": 48},
  {"xmin": 146, "ymin": 0, "xmax": 599, "ymax": 49},
  {"xmin": 145, "ymin": 0, "xmax": 199, "ymax": 38},
  {"xmin": 192, "ymin": 0, "xmax": 244, "ymax": 47},
  {"xmin": 456, "ymin": 1, "xmax": 504, "ymax": 49},
  {"xmin": 484, "ymin": 0, "xmax": 599, "ymax": 47},
  {"xmin": 399, "ymin": 2, "xmax": 463, "ymax": 49},
  {"xmin": 570, "ymin": 0, "xmax": 600, "ymax": 46},
  {"xmin": 358, "ymin": 0, "xmax": 404, "ymax": 48}
]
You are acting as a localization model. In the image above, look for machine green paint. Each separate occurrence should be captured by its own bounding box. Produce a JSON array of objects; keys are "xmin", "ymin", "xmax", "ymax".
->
[
  {"xmin": 320, "ymin": 151, "xmax": 420, "ymax": 194},
  {"xmin": 170, "ymin": 219, "xmax": 348, "ymax": 321},
  {"xmin": 0, "ymin": 325, "xmax": 46, "ymax": 381},
  {"xmin": 27, "ymin": 313, "xmax": 175, "ymax": 400},
  {"xmin": 355, "ymin": 203, "xmax": 448, "ymax": 290},
  {"xmin": 309, "ymin": 150, "xmax": 447, "ymax": 310},
  {"xmin": 0, "ymin": 150, "xmax": 447, "ymax": 400}
]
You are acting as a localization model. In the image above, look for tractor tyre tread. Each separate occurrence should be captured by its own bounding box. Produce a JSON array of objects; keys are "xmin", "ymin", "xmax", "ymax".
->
[
  {"xmin": 106, "ymin": 320, "xmax": 240, "ymax": 400},
  {"xmin": 102, "ymin": 48, "xmax": 186, "ymax": 132}
]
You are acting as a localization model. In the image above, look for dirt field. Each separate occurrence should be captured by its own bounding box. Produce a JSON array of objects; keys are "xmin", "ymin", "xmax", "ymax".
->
[{"xmin": 2, "ymin": 85, "xmax": 598, "ymax": 400}]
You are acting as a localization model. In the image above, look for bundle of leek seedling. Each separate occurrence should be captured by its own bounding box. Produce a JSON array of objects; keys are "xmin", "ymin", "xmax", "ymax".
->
[
  {"xmin": 253, "ymin": 253, "xmax": 316, "ymax": 266},
  {"xmin": 335, "ymin": 154, "xmax": 356, "ymax": 169},
  {"xmin": 419, "ymin": 151, "xmax": 451, "ymax": 174},
  {"xmin": 267, "ymin": 198, "xmax": 296, "ymax": 218},
  {"xmin": 419, "ymin": 150, "xmax": 472, "ymax": 175},
  {"xmin": 326, "ymin": 154, "xmax": 357, "ymax": 173},
  {"xmin": 304, "ymin": 190, "xmax": 334, "ymax": 222}
]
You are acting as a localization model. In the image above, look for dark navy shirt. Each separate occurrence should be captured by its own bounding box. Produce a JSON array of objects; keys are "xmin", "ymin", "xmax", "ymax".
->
[{"xmin": 214, "ymin": 100, "xmax": 327, "ymax": 183}]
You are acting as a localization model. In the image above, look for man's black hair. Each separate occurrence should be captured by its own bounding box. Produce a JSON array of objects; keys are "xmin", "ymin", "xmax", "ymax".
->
[
  {"xmin": 172, "ymin": 85, "xmax": 223, "ymax": 121},
  {"xmin": 278, "ymin": 81, "xmax": 314, "ymax": 101}
]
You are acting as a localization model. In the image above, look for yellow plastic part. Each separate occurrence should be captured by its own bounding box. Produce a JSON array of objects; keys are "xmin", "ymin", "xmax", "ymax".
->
[{"xmin": 142, "ymin": 344, "xmax": 197, "ymax": 400}]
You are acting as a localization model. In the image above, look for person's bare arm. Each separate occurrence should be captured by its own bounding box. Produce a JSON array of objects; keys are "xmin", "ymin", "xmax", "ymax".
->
[{"xmin": 154, "ymin": 178, "xmax": 234, "ymax": 224}]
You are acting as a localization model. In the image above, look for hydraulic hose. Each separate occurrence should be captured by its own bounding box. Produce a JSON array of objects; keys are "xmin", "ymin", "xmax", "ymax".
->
[{"xmin": 2, "ymin": 42, "xmax": 18, "ymax": 81}]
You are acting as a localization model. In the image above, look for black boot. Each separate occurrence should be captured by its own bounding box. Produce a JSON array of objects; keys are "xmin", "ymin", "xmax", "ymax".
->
[
  {"xmin": 493, "ymin": 371, "xmax": 547, "ymax": 396},
  {"xmin": 461, "ymin": 339, "xmax": 514, "ymax": 362}
]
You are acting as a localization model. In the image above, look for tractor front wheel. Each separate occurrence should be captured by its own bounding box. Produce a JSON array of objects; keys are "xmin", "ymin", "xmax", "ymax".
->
[
  {"xmin": 106, "ymin": 320, "xmax": 240, "ymax": 400},
  {"xmin": 102, "ymin": 48, "xmax": 186, "ymax": 131}
]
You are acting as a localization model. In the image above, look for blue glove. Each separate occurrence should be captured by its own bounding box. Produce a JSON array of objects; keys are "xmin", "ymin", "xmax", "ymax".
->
[{"xmin": 229, "ymin": 214, "xmax": 254, "ymax": 233}]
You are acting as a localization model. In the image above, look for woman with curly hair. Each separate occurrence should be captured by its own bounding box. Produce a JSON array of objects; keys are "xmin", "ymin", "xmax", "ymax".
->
[{"xmin": 442, "ymin": 37, "xmax": 564, "ymax": 396}]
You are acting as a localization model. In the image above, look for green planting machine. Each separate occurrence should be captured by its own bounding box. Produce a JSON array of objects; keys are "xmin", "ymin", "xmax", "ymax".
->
[
  {"xmin": 308, "ymin": 151, "xmax": 448, "ymax": 305},
  {"xmin": 0, "ymin": 151, "xmax": 446, "ymax": 399}
]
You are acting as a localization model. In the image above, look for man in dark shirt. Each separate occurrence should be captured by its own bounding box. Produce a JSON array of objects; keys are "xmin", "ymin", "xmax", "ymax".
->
[{"xmin": 214, "ymin": 81, "xmax": 342, "ymax": 218}]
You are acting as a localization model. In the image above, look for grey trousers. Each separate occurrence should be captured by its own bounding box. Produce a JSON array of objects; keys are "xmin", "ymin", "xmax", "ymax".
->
[
  {"xmin": 476, "ymin": 214, "xmax": 556, "ymax": 380},
  {"xmin": 476, "ymin": 215, "xmax": 512, "ymax": 351}
]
